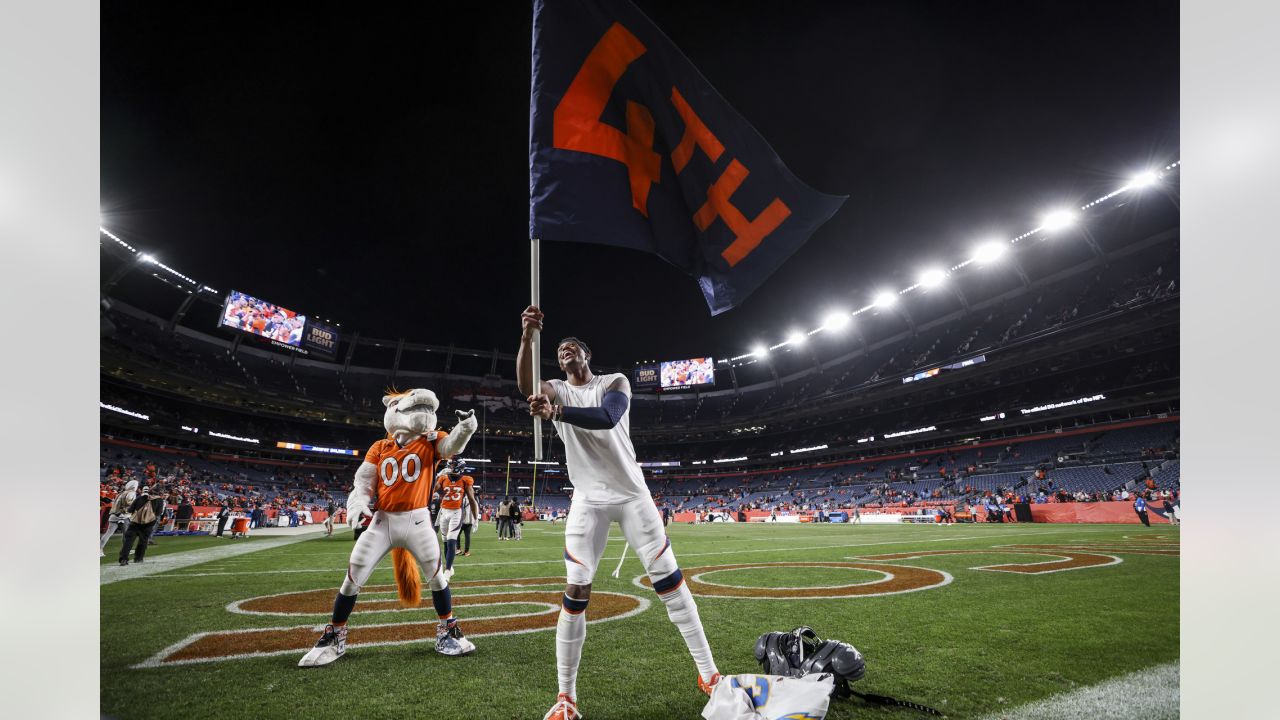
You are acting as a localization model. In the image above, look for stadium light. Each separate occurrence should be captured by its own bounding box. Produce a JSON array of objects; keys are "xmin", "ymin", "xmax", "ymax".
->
[
  {"xmin": 140, "ymin": 253, "xmax": 157, "ymax": 264},
  {"xmin": 1128, "ymin": 170, "xmax": 1159, "ymax": 189},
  {"xmin": 1041, "ymin": 209, "xmax": 1077, "ymax": 232},
  {"xmin": 787, "ymin": 331, "xmax": 806, "ymax": 346},
  {"xmin": 919, "ymin": 268, "xmax": 946, "ymax": 288},
  {"xmin": 752, "ymin": 344, "xmax": 769, "ymax": 358},
  {"xmin": 972, "ymin": 241, "xmax": 1006, "ymax": 264},
  {"xmin": 822, "ymin": 311, "xmax": 851, "ymax": 332},
  {"xmin": 873, "ymin": 291, "xmax": 897, "ymax": 308}
]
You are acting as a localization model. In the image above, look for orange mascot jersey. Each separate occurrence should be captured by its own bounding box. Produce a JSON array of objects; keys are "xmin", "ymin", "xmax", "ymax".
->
[
  {"xmin": 438, "ymin": 474, "xmax": 474, "ymax": 510},
  {"xmin": 363, "ymin": 430, "xmax": 449, "ymax": 513}
]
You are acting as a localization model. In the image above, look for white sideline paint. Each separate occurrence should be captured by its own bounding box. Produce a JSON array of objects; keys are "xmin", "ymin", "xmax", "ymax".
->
[
  {"xmin": 976, "ymin": 662, "xmax": 1178, "ymax": 720},
  {"xmin": 101, "ymin": 534, "xmax": 319, "ymax": 585},
  {"xmin": 146, "ymin": 528, "xmax": 1112, "ymax": 580}
]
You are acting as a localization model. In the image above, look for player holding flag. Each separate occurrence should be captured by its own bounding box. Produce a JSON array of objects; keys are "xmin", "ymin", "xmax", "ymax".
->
[{"xmin": 519, "ymin": 306, "xmax": 720, "ymax": 720}]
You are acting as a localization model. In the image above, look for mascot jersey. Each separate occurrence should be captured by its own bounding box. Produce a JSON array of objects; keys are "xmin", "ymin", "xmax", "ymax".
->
[
  {"xmin": 364, "ymin": 430, "xmax": 449, "ymax": 513},
  {"xmin": 438, "ymin": 474, "xmax": 474, "ymax": 510}
]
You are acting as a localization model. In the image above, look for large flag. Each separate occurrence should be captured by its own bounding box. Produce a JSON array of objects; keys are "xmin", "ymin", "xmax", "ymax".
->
[{"xmin": 529, "ymin": 0, "xmax": 847, "ymax": 315}]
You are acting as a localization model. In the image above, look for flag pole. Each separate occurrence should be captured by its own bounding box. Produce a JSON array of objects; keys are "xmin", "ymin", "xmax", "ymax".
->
[
  {"xmin": 505, "ymin": 456, "xmax": 511, "ymax": 497},
  {"xmin": 531, "ymin": 237, "xmax": 543, "ymax": 461}
]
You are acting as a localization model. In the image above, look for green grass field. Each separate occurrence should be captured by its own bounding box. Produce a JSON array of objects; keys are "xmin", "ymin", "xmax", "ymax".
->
[{"xmin": 101, "ymin": 522, "xmax": 1178, "ymax": 719}]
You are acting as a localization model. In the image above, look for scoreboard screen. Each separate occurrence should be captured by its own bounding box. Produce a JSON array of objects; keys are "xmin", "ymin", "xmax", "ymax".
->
[
  {"xmin": 218, "ymin": 290, "xmax": 340, "ymax": 359},
  {"xmin": 633, "ymin": 363, "xmax": 660, "ymax": 388},
  {"xmin": 660, "ymin": 357, "xmax": 715, "ymax": 388}
]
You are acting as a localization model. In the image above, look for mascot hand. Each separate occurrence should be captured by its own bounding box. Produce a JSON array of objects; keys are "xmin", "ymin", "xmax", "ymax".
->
[
  {"xmin": 455, "ymin": 409, "xmax": 478, "ymax": 432},
  {"xmin": 347, "ymin": 500, "xmax": 371, "ymax": 529}
]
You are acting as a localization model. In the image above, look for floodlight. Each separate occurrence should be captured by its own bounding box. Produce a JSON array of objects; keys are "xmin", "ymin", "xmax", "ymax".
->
[
  {"xmin": 919, "ymin": 268, "xmax": 946, "ymax": 288},
  {"xmin": 787, "ymin": 331, "xmax": 806, "ymax": 346},
  {"xmin": 140, "ymin": 253, "xmax": 157, "ymax": 264},
  {"xmin": 1129, "ymin": 170, "xmax": 1159, "ymax": 189},
  {"xmin": 873, "ymin": 291, "xmax": 897, "ymax": 308},
  {"xmin": 822, "ymin": 311, "xmax": 851, "ymax": 331},
  {"xmin": 973, "ymin": 241, "xmax": 1006, "ymax": 263},
  {"xmin": 752, "ymin": 344, "xmax": 769, "ymax": 358},
  {"xmin": 1041, "ymin": 209, "xmax": 1076, "ymax": 231}
]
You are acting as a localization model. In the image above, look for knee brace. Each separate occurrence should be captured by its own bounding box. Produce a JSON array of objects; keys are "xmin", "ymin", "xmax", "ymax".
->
[
  {"xmin": 562, "ymin": 593, "xmax": 589, "ymax": 616},
  {"xmin": 651, "ymin": 568, "xmax": 685, "ymax": 598}
]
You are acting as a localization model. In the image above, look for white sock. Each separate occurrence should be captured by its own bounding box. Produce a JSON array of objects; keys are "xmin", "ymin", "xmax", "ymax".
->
[
  {"xmin": 658, "ymin": 582, "xmax": 719, "ymax": 681},
  {"xmin": 556, "ymin": 608, "xmax": 586, "ymax": 698}
]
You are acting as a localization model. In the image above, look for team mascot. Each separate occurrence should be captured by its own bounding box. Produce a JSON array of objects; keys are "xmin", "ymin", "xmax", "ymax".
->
[{"xmin": 299, "ymin": 388, "xmax": 478, "ymax": 667}]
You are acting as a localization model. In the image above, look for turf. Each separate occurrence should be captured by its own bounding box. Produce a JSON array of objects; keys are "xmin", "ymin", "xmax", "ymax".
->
[{"xmin": 100, "ymin": 522, "xmax": 1178, "ymax": 719}]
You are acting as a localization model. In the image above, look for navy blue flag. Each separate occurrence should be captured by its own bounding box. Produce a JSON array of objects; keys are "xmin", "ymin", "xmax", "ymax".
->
[{"xmin": 529, "ymin": 0, "xmax": 847, "ymax": 315}]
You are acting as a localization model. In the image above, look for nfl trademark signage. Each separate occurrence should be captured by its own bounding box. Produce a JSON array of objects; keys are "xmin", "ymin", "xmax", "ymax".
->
[{"xmin": 530, "ymin": 0, "xmax": 846, "ymax": 315}]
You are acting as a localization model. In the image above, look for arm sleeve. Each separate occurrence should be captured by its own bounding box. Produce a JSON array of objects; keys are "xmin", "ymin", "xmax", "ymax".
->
[{"xmin": 559, "ymin": 390, "xmax": 629, "ymax": 430}]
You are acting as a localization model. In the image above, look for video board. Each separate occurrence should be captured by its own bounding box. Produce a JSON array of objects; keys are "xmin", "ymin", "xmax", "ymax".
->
[
  {"xmin": 218, "ymin": 290, "xmax": 340, "ymax": 359},
  {"xmin": 660, "ymin": 357, "xmax": 715, "ymax": 388}
]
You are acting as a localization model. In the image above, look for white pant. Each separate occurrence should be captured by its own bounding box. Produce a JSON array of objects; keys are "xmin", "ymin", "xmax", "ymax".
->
[
  {"xmin": 100, "ymin": 518, "xmax": 127, "ymax": 550},
  {"xmin": 563, "ymin": 496, "xmax": 677, "ymax": 586},
  {"xmin": 436, "ymin": 507, "xmax": 463, "ymax": 542},
  {"xmin": 341, "ymin": 508, "xmax": 446, "ymax": 595}
]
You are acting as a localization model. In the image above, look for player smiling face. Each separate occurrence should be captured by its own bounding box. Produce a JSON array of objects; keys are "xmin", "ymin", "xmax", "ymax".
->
[{"xmin": 557, "ymin": 338, "xmax": 590, "ymax": 372}]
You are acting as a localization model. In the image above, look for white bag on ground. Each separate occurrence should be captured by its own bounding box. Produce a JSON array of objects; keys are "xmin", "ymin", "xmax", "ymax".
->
[{"xmin": 702, "ymin": 673, "xmax": 834, "ymax": 720}]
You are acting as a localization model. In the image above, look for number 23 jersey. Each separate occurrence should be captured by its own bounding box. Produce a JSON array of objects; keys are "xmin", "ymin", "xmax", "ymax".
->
[{"xmin": 364, "ymin": 431, "xmax": 449, "ymax": 513}]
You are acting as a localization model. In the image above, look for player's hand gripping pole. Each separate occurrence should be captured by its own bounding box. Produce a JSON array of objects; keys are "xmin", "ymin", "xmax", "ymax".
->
[{"xmin": 531, "ymin": 237, "xmax": 543, "ymax": 461}]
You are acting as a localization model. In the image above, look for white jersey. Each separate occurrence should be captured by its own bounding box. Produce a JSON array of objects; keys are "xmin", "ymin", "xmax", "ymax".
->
[
  {"xmin": 548, "ymin": 373, "xmax": 648, "ymax": 504},
  {"xmin": 701, "ymin": 673, "xmax": 834, "ymax": 720}
]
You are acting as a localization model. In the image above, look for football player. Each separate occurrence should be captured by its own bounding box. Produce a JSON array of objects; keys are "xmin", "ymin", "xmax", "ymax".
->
[
  {"xmin": 518, "ymin": 306, "xmax": 721, "ymax": 720},
  {"xmin": 299, "ymin": 389, "xmax": 479, "ymax": 667},
  {"xmin": 433, "ymin": 458, "xmax": 479, "ymax": 580}
]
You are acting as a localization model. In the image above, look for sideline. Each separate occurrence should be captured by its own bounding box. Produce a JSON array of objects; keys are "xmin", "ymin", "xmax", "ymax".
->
[
  {"xmin": 975, "ymin": 662, "xmax": 1178, "ymax": 719},
  {"xmin": 101, "ymin": 529, "xmax": 331, "ymax": 585}
]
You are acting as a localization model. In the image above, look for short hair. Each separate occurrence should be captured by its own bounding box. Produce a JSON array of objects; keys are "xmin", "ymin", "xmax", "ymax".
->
[{"xmin": 558, "ymin": 336, "xmax": 592, "ymax": 358}]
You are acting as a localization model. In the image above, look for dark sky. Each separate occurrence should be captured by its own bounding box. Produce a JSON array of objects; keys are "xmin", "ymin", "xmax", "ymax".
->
[{"xmin": 101, "ymin": 0, "xmax": 1179, "ymax": 366}]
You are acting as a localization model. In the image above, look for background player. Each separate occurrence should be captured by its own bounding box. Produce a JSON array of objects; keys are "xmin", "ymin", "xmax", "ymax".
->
[
  {"xmin": 299, "ymin": 389, "xmax": 479, "ymax": 667},
  {"xmin": 434, "ymin": 458, "xmax": 480, "ymax": 579},
  {"xmin": 518, "ymin": 306, "xmax": 720, "ymax": 720}
]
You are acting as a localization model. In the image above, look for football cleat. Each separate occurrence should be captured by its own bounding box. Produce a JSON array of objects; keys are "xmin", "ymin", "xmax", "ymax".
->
[
  {"xmin": 298, "ymin": 624, "xmax": 347, "ymax": 667},
  {"xmin": 543, "ymin": 693, "xmax": 581, "ymax": 720},
  {"xmin": 435, "ymin": 621, "xmax": 475, "ymax": 656},
  {"xmin": 697, "ymin": 672, "xmax": 722, "ymax": 696}
]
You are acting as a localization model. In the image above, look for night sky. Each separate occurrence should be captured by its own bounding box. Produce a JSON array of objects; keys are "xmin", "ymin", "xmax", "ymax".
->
[{"xmin": 100, "ymin": 0, "xmax": 1179, "ymax": 366}]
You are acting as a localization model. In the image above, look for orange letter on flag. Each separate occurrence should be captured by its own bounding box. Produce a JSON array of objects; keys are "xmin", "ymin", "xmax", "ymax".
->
[
  {"xmin": 553, "ymin": 22, "xmax": 661, "ymax": 216},
  {"xmin": 670, "ymin": 87, "xmax": 724, "ymax": 174},
  {"xmin": 693, "ymin": 159, "xmax": 792, "ymax": 267}
]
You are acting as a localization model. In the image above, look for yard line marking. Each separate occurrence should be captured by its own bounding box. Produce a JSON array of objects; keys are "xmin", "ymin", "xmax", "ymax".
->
[
  {"xmin": 101, "ymin": 535, "xmax": 319, "ymax": 585},
  {"xmin": 142, "ymin": 528, "xmax": 1113, "ymax": 579},
  {"xmin": 974, "ymin": 661, "xmax": 1178, "ymax": 719}
]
